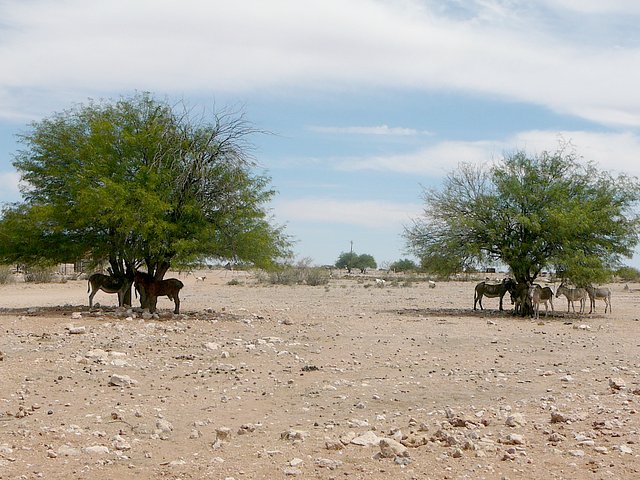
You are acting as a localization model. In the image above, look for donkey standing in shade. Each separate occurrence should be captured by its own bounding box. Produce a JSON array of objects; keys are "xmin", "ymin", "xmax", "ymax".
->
[
  {"xmin": 134, "ymin": 271, "xmax": 184, "ymax": 314},
  {"xmin": 473, "ymin": 278, "xmax": 517, "ymax": 311},
  {"xmin": 87, "ymin": 273, "xmax": 132, "ymax": 308}
]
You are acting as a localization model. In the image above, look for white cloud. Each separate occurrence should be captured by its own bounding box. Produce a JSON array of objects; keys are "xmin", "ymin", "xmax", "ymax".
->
[
  {"xmin": 0, "ymin": 171, "xmax": 20, "ymax": 203},
  {"xmin": 509, "ymin": 130, "xmax": 640, "ymax": 176},
  {"xmin": 274, "ymin": 197, "xmax": 422, "ymax": 229},
  {"xmin": 336, "ymin": 140, "xmax": 498, "ymax": 176},
  {"xmin": 1, "ymin": 0, "xmax": 640, "ymax": 126},
  {"xmin": 541, "ymin": 0, "xmax": 640, "ymax": 15},
  {"xmin": 309, "ymin": 125, "xmax": 426, "ymax": 136},
  {"xmin": 335, "ymin": 130, "xmax": 640, "ymax": 178}
]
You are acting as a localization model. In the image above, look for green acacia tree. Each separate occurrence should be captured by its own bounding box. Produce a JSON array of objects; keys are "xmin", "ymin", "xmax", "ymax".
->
[
  {"xmin": 0, "ymin": 93, "xmax": 290, "ymax": 299},
  {"xmin": 354, "ymin": 254, "xmax": 377, "ymax": 273},
  {"xmin": 335, "ymin": 251, "xmax": 358, "ymax": 273},
  {"xmin": 335, "ymin": 251, "xmax": 377, "ymax": 273},
  {"xmin": 405, "ymin": 148, "xmax": 640, "ymax": 290}
]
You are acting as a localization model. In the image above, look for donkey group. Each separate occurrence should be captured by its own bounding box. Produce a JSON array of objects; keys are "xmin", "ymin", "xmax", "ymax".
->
[
  {"xmin": 473, "ymin": 277, "xmax": 611, "ymax": 317},
  {"xmin": 87, "ymin": 270, "xmax": 184, "ymax": 314}
]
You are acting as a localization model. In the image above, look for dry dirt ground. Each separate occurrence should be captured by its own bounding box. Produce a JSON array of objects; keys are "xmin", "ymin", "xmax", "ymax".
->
[{"xmin": 1, "ymin": 270, "xmax": 639, "ymax": 480}]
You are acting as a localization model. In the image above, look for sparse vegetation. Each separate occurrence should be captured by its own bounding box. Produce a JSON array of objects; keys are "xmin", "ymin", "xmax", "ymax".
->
[
  {"xmin": 615, "ymin": 266, "xmax": 640, "ymax": 282},
  {"xmin": 389, "ymin": 258, "xmax": 418, "ymax": 272},
  {"xmin": 304, "ymin": 267, "xmax": 331, "ymax": 286},
  {"xmin": 24, "ymin": 267, "xmax": 54, "ymax": 283},
  {"xmin": 0, "ymin": 265, "xmax": 13, "ymax": 284},
  {"xmin": 257, "ymin": 264, "xmax": 330, "ymax": 286}
]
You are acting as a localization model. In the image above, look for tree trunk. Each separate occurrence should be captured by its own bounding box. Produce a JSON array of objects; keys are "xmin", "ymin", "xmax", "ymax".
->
[
  {"xmin": 513, "ymin": 277, "xmax": 534, "ymax": 317},
  {"xmin": 155, "ymin": 260, "xmax": 171, "ymax": 280},
  {"xmin": 108, "ymin": 257, "xmax": 134, "ymax": 306}
]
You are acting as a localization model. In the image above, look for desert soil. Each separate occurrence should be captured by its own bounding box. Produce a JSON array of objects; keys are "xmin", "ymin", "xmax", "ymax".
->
[{"xmin": 0, "ymin": 270, "xmax": 639, "ymax": 480}]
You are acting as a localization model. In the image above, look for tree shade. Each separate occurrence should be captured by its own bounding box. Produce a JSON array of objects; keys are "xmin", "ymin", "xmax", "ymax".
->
[
  {"xmin": 404, "ymin": 148, "xmax": 640, "ymax": 286},
  {"xmin": 0, "ymin": 93, "xmax": 291, "ymax": 281}
]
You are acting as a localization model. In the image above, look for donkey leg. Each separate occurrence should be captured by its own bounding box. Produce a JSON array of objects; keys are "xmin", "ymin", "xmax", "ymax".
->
[
  {"xmin": 173, "ymin": 294, "xmax": 180, "ymax": 314},
  {"xmin": 88, "ymin": 289, "xmax": 97, "ymax": 308}
]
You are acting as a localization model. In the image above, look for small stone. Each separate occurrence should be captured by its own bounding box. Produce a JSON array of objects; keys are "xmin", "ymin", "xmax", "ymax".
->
[
  {"xmin": 325, "ymin": 438, "xmax": 344, "ymax": 450},
  {"xmin": 340, "ymin": 432, "xmax": 357, "ymax": 445},
  {"xmin": 67, "ymin": 325, "xmax": 86, "ymax": 334},
  {"xmin": 351, "ymin": 431, "xmax": 380, "ymax": 447},
  {"xmin": 347, "ymin": 418, "xmax": 369, "ymax": 428},
  {"xmin": 379, "ymin": 438, "xmax": 409, "ymax": 458},
  {"xmin": 573, "ymin": 324, "xmax": 591, "ymax": 330},
  {"xmin": 505, "ymin": 413, "xmax": 527, "ymax": 427},
  {"xmin": 504, "ymin": 434, "xmax": 525, "ymax": 445},
  {"xmin": 83, "ymin": 445, "xmax": 110, "ymax": 455},
  {"xmin": 112, "ymin": 434, "xmax": 131, "ymax": 451},
  {"xmin": 156, "ymin": 418, "xmax": 174, "ymax": 433},
  {"xmin": 57, "ymin": 445, "xmax": 81, "ymax": 456},
  {"xmin": 609, "ymin": 378, "xmax": 626, "ymax": 390},
  {"xmin": 216, "ymin": 427, "xmax": 232, "ymax": 441},
  {"xmin": 548, "ymin": 432, "xmax": 566, "ymax": 443},
  {"xmin": 238, "ymin": 423, "xmax": 257, "ymax": 435},
  {"xmin": 281, "ymin": 429, "xmax": 308, "ymax": 442},
  {"xmin": 575, "ymin": 433, "xmax": 594, "ymax": 446},
  {"xmin": 615, "ymin": 445, "xmax": 633, "ymax": 454},
  {"xmin": 550, "ymin": 412, "xmax": 572, "ymax": 424},
  {"xmin": 86, "ymin": 349, "xmax": 109, "ymax": 362},
  {"xmin": 451, "ymin": 448, "xmax": 463, "ymax": 458},
  {"xmin": 108, "ymin": 374, "xmax": 138, "ymax": 387},
  {"xmin": 315, "ymin": 458, "xmax": 343, "ymax": 469},
  {"xmin": 568, "ymin": 449, "xmax": 585, "ymax": 457}
]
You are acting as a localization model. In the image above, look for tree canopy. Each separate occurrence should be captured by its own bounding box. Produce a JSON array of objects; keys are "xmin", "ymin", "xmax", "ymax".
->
[
  {"xmin": 0, "ymin": 93, "xmax": 290, "ymax": 281},
  {"xmin": 404, "ymin": 148, "xmax": 640, "ymax": 286}
]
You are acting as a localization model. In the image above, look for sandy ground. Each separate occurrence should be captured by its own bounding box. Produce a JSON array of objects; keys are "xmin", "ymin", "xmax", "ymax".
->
[{"xmin": 0, "ymin": 270, "xmax": 639, "ymax": 480}]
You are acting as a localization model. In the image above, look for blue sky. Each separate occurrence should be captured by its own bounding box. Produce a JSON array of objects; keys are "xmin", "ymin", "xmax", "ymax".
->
[{"xmin": 2, "ymin": 0, "xmax": 640, "ymax": 268}]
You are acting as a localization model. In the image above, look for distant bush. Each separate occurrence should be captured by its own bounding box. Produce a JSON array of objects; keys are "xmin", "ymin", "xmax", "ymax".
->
[
  {"xmin": 0, "ymin": 265, "xmax": 13, "ymax": 284},
  {"xmin": 227, "ymin": 278, "xmax": 242, "ymax": 286},
  {"xmin": 305, "ymin": 267, "xmax": 330, "ymax": 286},
  {"xmin": 615, "ymin": 266, "xmax": 640, "ymax": 282},
  {"xmin": 258, "ymin": 265, "xmax": 330, "ymax": 286},
  {"xmin": 389, "ymin": 258, "xmax": 418, "ymax": 273},
  {"xmin": 24, "ymin": 267, "xmax": 54, "ymax": 283}
]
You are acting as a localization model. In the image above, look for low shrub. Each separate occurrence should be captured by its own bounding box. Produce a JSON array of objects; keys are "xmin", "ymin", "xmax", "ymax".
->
[
  {"xmin": 258, "ymin": 266, "xmax": 330, "ymax": 286},
  {"xmin": 304, "ymin": 267, "xmax": 330, "ymax": 286},
  {"xmin": 24, "ymin": 267, "xmax": 54, "ymax": 283},
  {"xmin": 615, "ymin": 266, "xmax": 640, "ymax": 282},
  {"xmin": 0, "ymin": 265, "xmax": 13, "ymax": 284}
]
